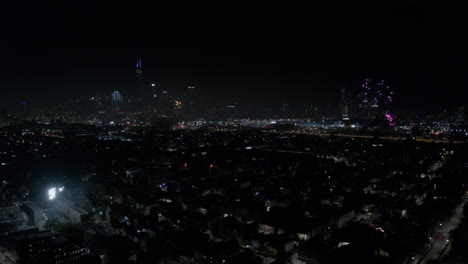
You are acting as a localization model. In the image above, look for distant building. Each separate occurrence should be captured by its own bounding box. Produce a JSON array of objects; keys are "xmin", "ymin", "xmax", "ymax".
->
[
  {"xmin": 54, "ymin": 198, "xmax": 88, "ymax": 225},
  {"xmin": 111, "ymin": 91, "xmax": 123, "ymax": 103},
  {"xmin": 135, "ymin": 57, "xmax": 147, "ymax": 103},
  {"xmin": 281, "ymin": 100, "xmax": 290, "ymax": 118},
  {"xmin": 1, "ymin": 108, "xmax": 8, "ymax": 122},
  {"xmin": 2, "ymin": 228, "xmax": 81, "ymax": 264},
  {"xmin": 454, "ymin": 106, "xmax": 465, "ymax": 123},
  {"xmin": 183, "ymin": 86, "xmax": 203, "ymax": 120},
  {"xmin": 339, "ymin": 88, "xmax": 351, "ymax": 120},
  {"xmin": 136, "ymin": 57, "xmax": 142, "ymax": 81},
  {"xmin": 225, "ymin": 103, "xmax": 239, "ymax": 120},
  {"xmin": 22, "ymin": 202, "xmax": 44, "ymax": 226},
  {"xmin": 305, "ymin": 105, "xmax": 321, "ymax": 120},
  {"xmin": 160, "ymin": 90, "xmax": 171, "ymax": 116},
  {"xmin": 151, "ymin": 82, "xmax": 159, "ymax": 102},
  {"xmin": 0, "ymin": 205, "xmax": 26, "ymax": 233}
]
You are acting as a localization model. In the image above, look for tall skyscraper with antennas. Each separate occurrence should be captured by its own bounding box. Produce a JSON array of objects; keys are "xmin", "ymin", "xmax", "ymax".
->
[
  {"xmin": 134, "ymin": 57, "xmax": 146, "ymax": 104},
  {"xmin": 136, "ymin": 57, "xmax": 143, "ymax": 81}
]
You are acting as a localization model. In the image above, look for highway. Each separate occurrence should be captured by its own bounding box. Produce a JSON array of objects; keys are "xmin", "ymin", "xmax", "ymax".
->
[
  {"xmin": 411, "ymin": 194, "xmax": 468, "ymax": 263},
  {"xmin": 263, "ymin": 130, "xmax": 466, "ymax": 144}
]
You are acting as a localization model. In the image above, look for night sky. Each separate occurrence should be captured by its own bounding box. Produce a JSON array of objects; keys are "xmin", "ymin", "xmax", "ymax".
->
[{"xmin": 1, "ymin": 1, "xmax": 466, "ymax": 112}]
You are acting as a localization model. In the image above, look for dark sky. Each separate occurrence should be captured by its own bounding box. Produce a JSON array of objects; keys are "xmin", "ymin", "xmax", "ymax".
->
[{"xmin": 1, "ymin": 1, "xmax": 466, "ymax": 113}]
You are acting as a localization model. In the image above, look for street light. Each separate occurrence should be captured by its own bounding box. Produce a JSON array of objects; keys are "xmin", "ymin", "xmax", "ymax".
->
[
  {"xmin": 48, "ymin": 188, "xmax": 56, "ymax": 200},
  {"xmin": 48, "ymin": 186, "xmax": 64, "ymax": 200}
]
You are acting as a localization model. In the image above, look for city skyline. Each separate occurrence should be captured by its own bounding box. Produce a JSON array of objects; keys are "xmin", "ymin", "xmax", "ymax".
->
[
  {"xmin": 2, "ymin": 3, "xmax": 468, "ymax": 264},
  {"xmin": 1, "ymin": 2, "xmax": 466, "ymax": 113}
]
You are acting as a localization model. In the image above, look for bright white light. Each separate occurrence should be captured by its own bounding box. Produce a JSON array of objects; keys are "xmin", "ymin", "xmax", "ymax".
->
[
  {"xmin": 59, "ymin": 187, "xmax": 64, "ymax": 192},
  {"xmin": 48, "ymin": 188, "xmax": 56, "ymax": 200},
  {"xmin": 338, "ymin": 242, "xmax": 350, "ymax": 248}
]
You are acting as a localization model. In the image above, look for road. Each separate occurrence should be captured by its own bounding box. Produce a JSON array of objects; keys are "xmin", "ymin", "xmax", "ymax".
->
[
  {"xmin": 263, "ymin": 130, "xmax": 466, "ymax": 144},
  {"xmin": 0, "ymin": 250, "xmax": 16, "ymax": 264},
  {"xmin": 413, "ymin": 193, "xmax": 468, "ymax": 263}
]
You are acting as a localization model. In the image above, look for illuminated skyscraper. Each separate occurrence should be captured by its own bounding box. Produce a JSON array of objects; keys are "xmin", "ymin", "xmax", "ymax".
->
[
  {"xmin": 111, "ymin": 91, "xmax": 123, "ymax": 103},
  {"xmin": 111, "ymin": 91, "xmax": 123, "ymax": 115},
  {"xmin": 136, "ymin": 57, "xmax": 143, "ymax": 81},
  {"xmin": 134, "ymin": 57, "xmax": 146, "ymax": 104}
]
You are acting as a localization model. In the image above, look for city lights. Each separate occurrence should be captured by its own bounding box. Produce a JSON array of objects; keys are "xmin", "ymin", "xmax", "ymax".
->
[
  {"xmin": 0, "ymin": 4, "xmax": 466, "ymax": 263},
  {"xmin": 48, "ymin": 186, "xmax": 64, "ymax": 200},
  {"xmin": 48, "ymin": 188, "xmax": 56, "ymax": 200}
]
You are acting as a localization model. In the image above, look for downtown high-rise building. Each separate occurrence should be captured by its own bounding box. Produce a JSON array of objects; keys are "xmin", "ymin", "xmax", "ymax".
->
[
  {"xmin": 339, "ymin": 88, "xmax": 351, "ymax": 120},
  {"xmin": 136, "ymin": 57, "xmax": 143, "ymax": 81},
  {"xmin": 111, "ymin": 91, "xmax": 123, "ymax": 103},
  {"xmin": 135, "ymin": 57, "xmax": 145, "ymax": 103},
  {"xmin": 182, "ymin": 86, "xmax": 204, "ymax": 120}
]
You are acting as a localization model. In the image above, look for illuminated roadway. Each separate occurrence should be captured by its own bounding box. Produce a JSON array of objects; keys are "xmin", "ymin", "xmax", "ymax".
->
[
  {"xmin": 412, "ymin": 193, "xmax": 468, "ymax": 263},
  {"xmin": 263, "ymin": 130, "xmax": 466, "ymax": 144}
]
